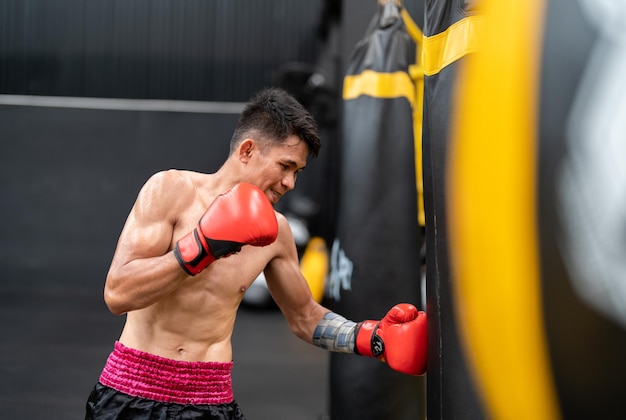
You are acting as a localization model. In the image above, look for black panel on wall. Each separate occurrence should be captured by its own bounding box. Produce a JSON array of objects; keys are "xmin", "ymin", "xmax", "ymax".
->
[
  {"xmin": 0, "ymin": 0, "xmax": 324, "ymax": 101},
  {"xmin": 0, "ymin": 105, "xmax": 239, "ymax": 290}
]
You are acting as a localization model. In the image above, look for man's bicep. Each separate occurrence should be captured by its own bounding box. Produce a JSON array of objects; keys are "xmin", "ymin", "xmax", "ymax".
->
[
  {"xmin": 115, "ymin": 210, "xmax": 174, "ymax": 262},
  {"xmin": 111, "ymin": 174, "xmax": 182, "ymax": 265}
]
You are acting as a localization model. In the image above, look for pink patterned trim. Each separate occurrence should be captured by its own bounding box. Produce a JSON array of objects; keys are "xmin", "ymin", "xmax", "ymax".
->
[{"xmin": 99, "ymin": 341, "xmax": 234, "ymax": 405}]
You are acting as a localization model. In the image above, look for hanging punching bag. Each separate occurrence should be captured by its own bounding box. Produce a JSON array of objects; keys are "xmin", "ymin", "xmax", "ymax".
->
[
  {"xmin": 327, "ymin": 2, "xmax": 425, "ymax": 419},
  {"xmin": 447, "ymin": 0, "xmax": 626, "ymax": 419},
  {"xmin": 421, "ymin": 0, "xmax": 486, "ymax": 418}
]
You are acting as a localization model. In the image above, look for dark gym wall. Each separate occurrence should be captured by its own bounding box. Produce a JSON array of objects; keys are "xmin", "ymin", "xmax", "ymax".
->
[
  {"xmin": 0, "ymin": 0, "xmax": 325, "ymax": 101},
  {"xmin": 0, "ymin": 105, "xmax": 239, "ymax": 291}
]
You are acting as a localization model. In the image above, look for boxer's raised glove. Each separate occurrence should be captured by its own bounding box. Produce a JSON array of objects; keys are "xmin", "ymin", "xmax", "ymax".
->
[
  {"xmin": 355, "ymin": 303, "xmax": 427, "ymax": 376},
  {"xmin": 174, "ymin": 183, "xmax": 278, "ymax": 276}
]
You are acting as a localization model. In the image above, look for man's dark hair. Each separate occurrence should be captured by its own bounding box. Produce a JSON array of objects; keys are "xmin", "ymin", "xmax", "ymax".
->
[{"xmin": 230, "ymin": 87, "xmax": 321, "ymax": 158}]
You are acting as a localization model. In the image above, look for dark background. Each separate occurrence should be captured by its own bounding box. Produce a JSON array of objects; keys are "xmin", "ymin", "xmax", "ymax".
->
[{"xmin": 0, "ymin": 0, "xmax": 323, "ymax": 102}]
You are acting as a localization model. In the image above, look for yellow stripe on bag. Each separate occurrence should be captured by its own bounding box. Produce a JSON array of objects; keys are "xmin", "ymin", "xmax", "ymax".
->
[
  {"xmin": 422, "ymin": 15, "xmax": 483, "ymax": 76},
  {"xmin": 401, "ymin": 8, "xmax": 426, "ymax": 226},
  {"xmin": 342, "ymin": 70, "xmax": 415, "ymax": 106}
]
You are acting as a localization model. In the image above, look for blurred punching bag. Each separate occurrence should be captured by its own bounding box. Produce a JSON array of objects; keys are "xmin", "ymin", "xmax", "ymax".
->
[
  {"xmin": 327, "ymin": 2, "xmax": 425, "ymax": 419},
  {"xmin": 447, "ymin": 0, "xmax": 626, "ymax": 419},
  {"xmin": 421, "ymin": 0, "xmax": 486, "ymax": 418}
]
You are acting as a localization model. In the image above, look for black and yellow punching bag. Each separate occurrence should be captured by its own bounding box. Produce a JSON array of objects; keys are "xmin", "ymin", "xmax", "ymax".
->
[
  {"xmin": 327, "ymin": 2, "xmax": 425, "ymax": 419},
  {"xmin": 421, "ymin": 0, "xmax": 486, "ymax": 418},
  {"xmin": 447, "ymin": 0, "xmax": 626, "ymax": 419}
]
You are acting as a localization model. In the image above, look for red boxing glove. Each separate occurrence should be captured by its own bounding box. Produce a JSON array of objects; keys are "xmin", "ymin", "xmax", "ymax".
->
[
  {"xmin": 174, "ymin": 183, "xmax": 278, "ymax": 276},
  {"xmin": 355, "ymin": 303, "xmax": 427, "ymax": 376}
]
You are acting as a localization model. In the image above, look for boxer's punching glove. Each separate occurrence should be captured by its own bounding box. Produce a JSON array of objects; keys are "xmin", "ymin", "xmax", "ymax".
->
[
  {"xmin": 174, "ymin": 183, "xmax": 278, "ymax": 276},
  {"xmin": 355, "ymin": 303, "xmax": 427, "ymax": 376}
]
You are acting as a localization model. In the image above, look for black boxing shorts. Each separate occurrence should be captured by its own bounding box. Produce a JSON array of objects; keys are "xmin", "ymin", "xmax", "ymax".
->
[{"xmin": 85, "ymin": 341, "xmax": 245, "ymax": 419}]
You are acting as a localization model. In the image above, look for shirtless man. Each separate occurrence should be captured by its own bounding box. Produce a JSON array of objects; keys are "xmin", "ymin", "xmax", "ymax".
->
[{"xmin": 85, "ymin": 88, "xmax": 427, "ymax": 419}]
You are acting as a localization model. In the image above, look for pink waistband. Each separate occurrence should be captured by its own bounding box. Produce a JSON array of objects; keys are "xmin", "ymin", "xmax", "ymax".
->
[{"xmin": 99, "ymin": 341, "xmax": 234, "ymax": 405}]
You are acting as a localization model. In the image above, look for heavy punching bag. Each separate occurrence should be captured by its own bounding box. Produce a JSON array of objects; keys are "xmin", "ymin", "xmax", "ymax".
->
[
  {"xmin": 447, "ymin": 0, "xmax": 626, "ymax": 419},
  {"xmin": 326, "ymin": 2, "xmax": 425, "ymax": 419},
  {"xmin": 421, "ymin": 0, "xmax": 486, "ymax": 418}
]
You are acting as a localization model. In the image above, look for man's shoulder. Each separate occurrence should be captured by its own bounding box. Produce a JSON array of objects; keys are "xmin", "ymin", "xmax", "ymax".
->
[
  {"xmin": 139, "ymin": 170, "xmax": 202, "ymax": 203},
  {"xmin": 146, "ymin": 169, "xmax": 204, "ymax": 190},
  {"xmin": 274, "ymin": 211, "xmax": 295, "ymax": 241}
]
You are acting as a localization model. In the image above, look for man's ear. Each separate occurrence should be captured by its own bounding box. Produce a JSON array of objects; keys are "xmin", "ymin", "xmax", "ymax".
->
[{"xmin": 238, "ymin": 139, "xmax": 255, "ymax": 163}]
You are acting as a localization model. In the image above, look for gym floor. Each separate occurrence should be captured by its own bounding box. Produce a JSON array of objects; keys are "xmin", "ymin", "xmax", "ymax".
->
[{"xmin": 0, "ymin": 286, "xmax": 329, "ymax": 420}]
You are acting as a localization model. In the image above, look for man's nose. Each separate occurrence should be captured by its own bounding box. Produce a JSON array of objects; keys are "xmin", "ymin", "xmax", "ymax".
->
[{"xmin": 282, "ymin": 173, "xmax": 296, "ymax": 190}]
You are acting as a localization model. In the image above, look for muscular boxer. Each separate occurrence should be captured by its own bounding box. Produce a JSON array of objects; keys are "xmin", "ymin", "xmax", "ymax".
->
[{"xmin": 85, "ymin": 88, "xmax": 427, "ymax": 420}]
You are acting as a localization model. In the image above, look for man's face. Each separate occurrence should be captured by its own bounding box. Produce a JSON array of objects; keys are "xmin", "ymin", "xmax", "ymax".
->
[{"xmin": 249, "ymin": 135, "xmax": 309, "ymax": 205}]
